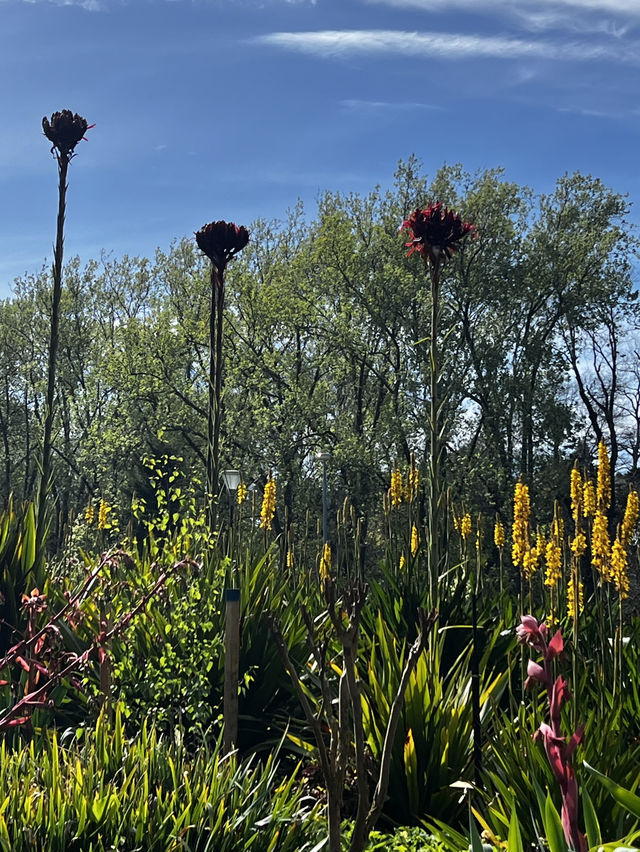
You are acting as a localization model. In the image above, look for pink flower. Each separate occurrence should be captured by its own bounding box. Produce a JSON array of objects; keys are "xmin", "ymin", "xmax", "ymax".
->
[
  {"xmin": 547, "ymin": 629, "xmax": 564, "ymax": 660},
  {"xmin": 525, "ymin": 659, "xmax": 547, "ymax": 688},
  {"xmin": 535, "ymin": 723, "xmax": 586, "ymax": 852},
  {"xmin": 516, "ymin": 614, "xmax": 548, "ymax": 651},
  {"xmin": 550, "ymin": 676, "xmax": 571, "ymax": 726}
]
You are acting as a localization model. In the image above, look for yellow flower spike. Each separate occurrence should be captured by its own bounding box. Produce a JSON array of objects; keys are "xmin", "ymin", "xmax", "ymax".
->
[
  {"xmin": 286, "ymin": 548, "xmax": 294, "ymax": 569},
  {"xmin": 583, "ymin": 479, "xmax": 596, "ymax": 518},
  {"xmin": 85, "ymin": 502, "xmax": 95, "ymax": 526},
  {"xmin": 544, "ymin": 539, "xmax": 562, "ymax": 588},
  {"xmin": 97, "ymin": 499, "xmax": 110, "ymax": 531},
  {"xmin": 461, "ymin": 513, "xmax": 472, "ymax": 540},
  {"xmin": 319, "ymin": 542, "xmax": 332, "ymax": 580},
  {"xmin": 512, "ymin": 480, "xmax": 531, "ymax": 569},
  {"xmin": 570, "ymin": 531, "xmax": 587, "ymax": 559},
  {"xmin": 597, "ymin": 440, "xmax": 611, "ymax": 511},
  {"xmin": 260, "ymin": 475, "xmax": 276, "ymax": 531},
  {"xmin": 405, "ymin": 460, "xmax": 420, "ymax": 503},
  {"xmin": 570, "ymin": 465, "xmax": 583, "ymax": 527},
  {"xmin": 399, "ymin": 554, "xmax": 406, "ymax": 571},
  {"xmin": 522, "ymin": 548, "xmax": 538, "ymax": 581},
  {"xmin": 494, "ymin": 517, "xmax": 505, "ymax": 550},
  {"xmin": 452, "ymin": 509, "xmax": 462, "ymax": 535},
  {"xmin": 411, "ymin": 524, "xmax": 419, "ymax": 557},
  {"xmin": 621, "ymin": 489, "xmax": 639, "ymax": 548},
  {"xmin": 592, "ymin": 510, "xmax": 611, "ymax": 580},
  {"xmin": 390, "ymin": 469, "xmax": 403, "ymax": 508},
  {"xmin": 552, "ymin": 513, "xmax": 564, "ymax": 542},
  {"xmin": 237, "ymin": 482, "xmax": 248, "ymax": 505},
  {"xmin": 567, "ymin": 573, "xmax": 584, "ymax": 617},
  {"xmin": 611, "ymin": 536, "xmax": 630, "ymax": 599}
]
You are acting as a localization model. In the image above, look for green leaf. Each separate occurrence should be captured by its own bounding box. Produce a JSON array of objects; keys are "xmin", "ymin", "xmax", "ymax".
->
[
  {"xmin": 584, "ymin": 761, "xmax": 640, "ymax": 819},
  {"xmin": 20, "ymin": 502, "xmax": 36, "ymax": 576},
  {"xmin": 543, "ymin": 793, "xmax": 568, "ymax": 852},
  {"xmin": 404, "ymin": 728, "xmax": 419, "ymax": 812},
  {"xmin": 469, "ymin": 804, "xmax": 485, "ymax": 852},
  {"xmin": 507, "ymin": 806, "xmax": 524, "ymax": 852},
  {"xmin": 582, "ymin": 787, "xmax": 601, "ymax": 850}
]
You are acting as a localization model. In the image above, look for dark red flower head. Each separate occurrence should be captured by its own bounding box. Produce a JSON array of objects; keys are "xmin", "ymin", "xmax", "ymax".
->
[
  {"xmin": 195, "ymin": 220, "xmax": 250, "ymax": 275},
  {"xmin": 42, "ymin": 110, "xmax": 91, "ymax": 159},
  {"xmin": 400, "ymin": 202, "xmax": 476, "ymax": 263}
]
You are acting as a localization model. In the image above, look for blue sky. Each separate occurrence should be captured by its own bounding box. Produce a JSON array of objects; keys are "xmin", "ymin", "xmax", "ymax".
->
[{"xmin": 0, "ymin": 0, "xmax": 638, "ymax": 296}]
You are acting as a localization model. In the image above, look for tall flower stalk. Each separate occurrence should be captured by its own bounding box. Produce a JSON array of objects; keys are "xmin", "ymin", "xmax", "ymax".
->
[
  {"xmin": 401, "ymin": 204, "xmax": 475, "ymax": 607},
  {"xmin": 37, "ymin": 110, "xmax": 91, "ymax": 550},
  {"xmin": 517, "ymin": 615, "xmax": 586, "ymax": 852},
  {"xmin": 195, "ymin": 221, "xmax": 249, "ymax": 530}
]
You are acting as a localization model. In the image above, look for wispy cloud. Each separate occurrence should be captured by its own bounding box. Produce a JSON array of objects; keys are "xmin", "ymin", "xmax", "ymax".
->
[
  {"xmin": 20, "ymin": 0, "xmax": 102, "ymax": 9},
  {"xmin": 362, "ymin": 0, "xmax": 640, "ymax": 15},
  {"xmin": 340, "ymin": 99, "xmax": 442, "ymax": 110},
  {"xmin": 254, "ymin": 29, "xmax": 639, "ymax": 64}
]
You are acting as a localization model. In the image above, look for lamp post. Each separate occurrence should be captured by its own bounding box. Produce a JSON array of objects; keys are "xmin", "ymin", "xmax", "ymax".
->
[
  {"xmin": 316, "ymin": 453, "xmax": 330, "ymax": 545},
  {"xmin": 221, "ymin": 469, "xmax": 241, "ymax": 527},
  {"xmin": 220, "ymin": 469, "xmax": 242, "ymax": 754}
]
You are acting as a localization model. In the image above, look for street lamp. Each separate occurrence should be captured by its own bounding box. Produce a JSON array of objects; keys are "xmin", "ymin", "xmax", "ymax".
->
[
  {"xmin": 221, "ymin": 470, "xmax": 242, "ymax": 493},
  {"xmin": 316, "ymin": 452, "xmax": 330, "ymax": 545},
  {"xmin": 221, "ymin": 470, "xmax": 242, "ymax": 526}
]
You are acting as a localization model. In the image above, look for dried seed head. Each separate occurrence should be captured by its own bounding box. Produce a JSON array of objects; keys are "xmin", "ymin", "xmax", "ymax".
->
[
  {"xmin": 195, "ymin": 220, "xmax": 249, "ymax": 274},
  {"xmin": 42, "ymin": 110, "xmax": 90, "ymax": 159}
]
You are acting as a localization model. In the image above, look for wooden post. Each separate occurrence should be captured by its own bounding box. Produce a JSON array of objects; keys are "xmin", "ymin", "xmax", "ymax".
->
[{"xmin": 223, "ymin": 588, "xmax": 240, "ymax": 754}]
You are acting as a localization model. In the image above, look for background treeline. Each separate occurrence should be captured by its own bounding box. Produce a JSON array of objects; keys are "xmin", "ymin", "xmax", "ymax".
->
[{"xmin": 1, "ymin": 158, "xmax": 639, "ymax": 551}]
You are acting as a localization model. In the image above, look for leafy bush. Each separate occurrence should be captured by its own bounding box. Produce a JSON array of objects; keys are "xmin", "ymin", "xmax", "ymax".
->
[{"xmin": 344, "ymin": 823, "xmax": 444, "ymax": 851}]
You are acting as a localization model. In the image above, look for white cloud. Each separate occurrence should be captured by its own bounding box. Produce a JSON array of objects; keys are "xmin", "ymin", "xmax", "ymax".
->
[
  {"xmin": 363, "ymin": 0, "xmax": 640, "ymax": 14},
  {"xmin": 511, "ymin": 10, "xmax": 630, "ymax": 36},
  {"xmin": 21, "ymin": 0, "xmax": 102, "ymax": 9},
  {"xmin": 340, "ymin": 99, "xmax": 442, "ymax": 110},
  {"xmin": 254, "ymin": 29, "xmax": 638, "ymax": 64}
]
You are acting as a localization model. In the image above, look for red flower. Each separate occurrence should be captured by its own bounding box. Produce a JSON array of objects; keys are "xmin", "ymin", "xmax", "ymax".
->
[
  {"xmin": 42, "ymin": 110, "xmax": 92, "ymax": 159},
  {"xmin": 547, "ymin": 629, "xmax": 564, "ymax": 660},
  {"xmin": 550, "ymin": 675, "xmax": 571, "ymax": 726},
  {"xmin": 195, "ymin": 220, "xmax": 249, "ymax": 275},
  {"xmin": 400, "ymin": 202, "xmax": 475, "ymax": 264}
]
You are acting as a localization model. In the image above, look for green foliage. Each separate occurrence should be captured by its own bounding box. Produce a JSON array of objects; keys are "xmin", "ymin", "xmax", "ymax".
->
[
  {"xmin": 2, "ymin": 162, "xmax": 638, "ymax": 555},
  {"xmin": 342, "ymin": 823, "xmax": 443, "ymax": 851},
  {"xmin": 112, "ymin": 532, "xmax": 315, "ymax": 750},
  {"xmin": 0, "ymin": 497, "xmax": 45, "ymax": 655},
  {"xmin": 0, "ymin": 704, "xmax": 319, "ymax": 851},
  {"xmin": 361, "ymin": 613, "xmax": 507, "ymax": 826}
]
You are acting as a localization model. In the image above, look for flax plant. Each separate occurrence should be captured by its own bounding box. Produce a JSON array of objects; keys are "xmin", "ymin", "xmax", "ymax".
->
[
  {"xmin": 37, "ymin": 110, "xmax": 91, "ymax": 552},
  {"xmin": 401, "ymin": 204, "xmax": 475, "ymax": 607},
  {"xmin": 195, "ymin": 221, "xmax": 249, "ymax": 530}
]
